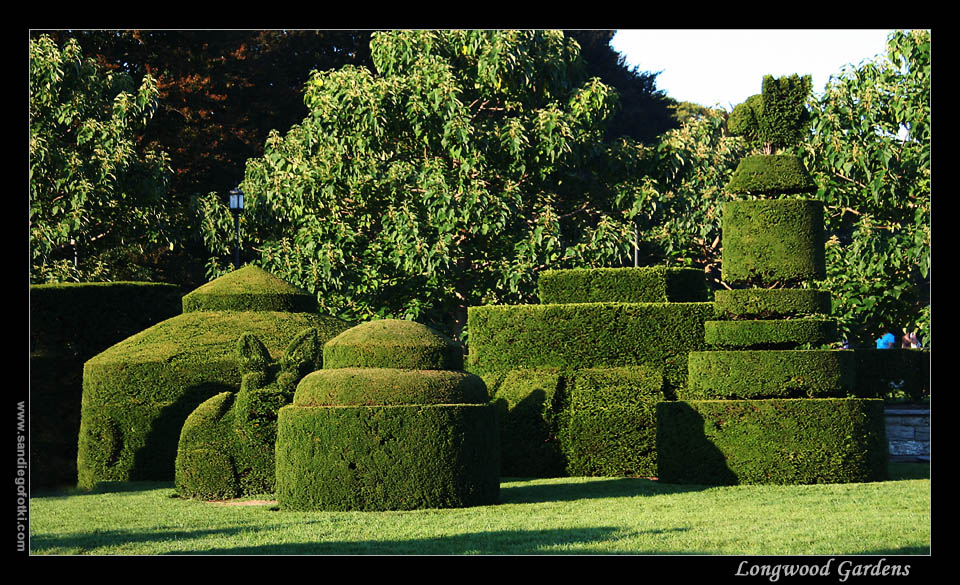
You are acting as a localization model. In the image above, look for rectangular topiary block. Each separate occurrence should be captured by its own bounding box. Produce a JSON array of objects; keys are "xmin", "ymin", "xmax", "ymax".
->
[
  {"xmin": 467, "ymin": 302, "xmax": 716, "ymax": 396},
  {"xmin": 656, "ymin": 398, "xmax": 888, "ymax": 485},
  {"xmin": 853, "ymin": 349, "xmax": 930, "ymax": 402},
  {"xmin": 491, "ymin": 368, "xmax": 566, "ymax": 478},
  {"xmin": 537, "ymin": 266, "xmax": 708, "ymax": 304},
  {"xmin": 559, "ymin": 366, "xmax": 664, "ymax": 478}
]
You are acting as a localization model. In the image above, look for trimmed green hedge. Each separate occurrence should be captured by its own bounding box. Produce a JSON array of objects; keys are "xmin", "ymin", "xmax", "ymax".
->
[
  {"xmin": 726, "ymin": 154, "xmax": 817, "ymax": 196},
  {"xmin": 854, "ymin": 349, "xmax": 930, "ymax": 402},
  {"xmin": 174, "ymin": 328, "xmax": 324, "ymax": 500},
  {"xmin": 324, "ymin": 318, "xmax": 464, "ymax": 370},
  {"xmin": 30, "ymin": 281, "xmax": 181, "ymax": 488},
  {"xmin": 537, "ymin": 266, "xmax": 708, "ymax": 304},
  {"xmin": 560, "ymin": 366, "xmax": 663, "ymax": 478},
  {"xmin": 704, "ymin": 318, "xmax": 837, "ymax": 349},
  {"xmin": 656, "ymin": 398, "xmax": 888, "ymax": 485},
  {"xmin": 721, "ymin": 199, "xmax": 825, "ymax": 286},
  {"xmin": 491, "ymin": 369, "xmax": 566, "ymax": 477},
  {"xmin": 77, "ymin": 310, "xmax": 350, "ymax": 488},
  {"xmin": 685, "ymin": 350, "xmax": 855, "ymax": 400},
  {"xmin": 491, "ymin": 366, "xmax": 663, "ymax": 478},
  {"xmin": 181, "ymin": 265, "xmax": 317, "ymax": 313},
  {"xmin": 295, "ymin": 368, "xmax": 488, "ymax": 406},
  {"xmin": 714, "ymin": 288, "xmax": 831, "ymax": 318},
  {"xmin": 275, "ymin": 404, "xmax": 500, "ymax": 511},
  {"xmin": 467, "ymin": 302, "xmax": 715, "ymax": 396}
]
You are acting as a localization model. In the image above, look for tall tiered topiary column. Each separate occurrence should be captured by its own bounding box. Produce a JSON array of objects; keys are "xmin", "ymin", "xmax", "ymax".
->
[
  {"xmin": 274, "ymin": 319, "xmax": 500, "ymax": 511},
  {"xmin": 657, "ymin": 75, "xmax": 887, "ymax": 485}
]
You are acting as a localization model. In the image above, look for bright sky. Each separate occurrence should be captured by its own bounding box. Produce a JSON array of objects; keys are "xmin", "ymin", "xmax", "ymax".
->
[{"xmin": 610, "ymin": 29, "xmax": 897, "ymax": 110}]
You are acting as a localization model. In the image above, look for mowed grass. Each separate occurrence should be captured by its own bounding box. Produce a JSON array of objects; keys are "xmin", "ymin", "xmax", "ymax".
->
[{"xmin": 28, "ymin": 463, "xmax": 929, "ymax": 556}]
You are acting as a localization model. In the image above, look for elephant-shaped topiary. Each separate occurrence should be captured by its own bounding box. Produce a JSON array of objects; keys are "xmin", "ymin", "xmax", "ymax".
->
[{"xmin": 174, "ymin": 327, "xmax": 323, "ymax": 500}]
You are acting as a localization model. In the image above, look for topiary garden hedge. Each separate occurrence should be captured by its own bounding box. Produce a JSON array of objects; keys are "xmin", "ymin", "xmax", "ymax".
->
[
  {"xmin": 275, "ymin": 319, "xmax": 500, "ymax": 511},
  {"xmin": 76, "ymin": 266, "xmax": 351, "ymax": 489},
  {"xmin": 30, "ymin": 281, "xmax": 182, "ymax": 488}
]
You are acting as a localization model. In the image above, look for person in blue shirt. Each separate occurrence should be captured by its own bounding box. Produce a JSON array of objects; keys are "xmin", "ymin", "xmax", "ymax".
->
[{"xmin": 877, "ymin": 332, "xmax": 897, "ymax": 349}]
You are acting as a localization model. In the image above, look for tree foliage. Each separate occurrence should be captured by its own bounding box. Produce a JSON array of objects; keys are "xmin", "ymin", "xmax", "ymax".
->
[
  {"xmin": 29, "ymin": 35, "xmax": 172, "ymax": 283},
  {"xmin": 634, "ymin": 106, "xmax": 747, "ymax": 286},
  {"xmin": 801, "ymin": 29, "xmax": 930, "ymax": 347},
  {"xmin": 201, "ymin": 30, "xmax": 646, "ymax": 339}
]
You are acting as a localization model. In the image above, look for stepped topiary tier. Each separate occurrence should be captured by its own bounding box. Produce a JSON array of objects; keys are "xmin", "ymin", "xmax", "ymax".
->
[
  {"xmin": 275, "ymin": 319, "xmax": 499, "ymax": 511},
  {"xmin": 703, "ymin": 318, "xmax": 838, "ymax": 348},
  {"xmin": 174, "ymin": 328, "xmax": 324, "ymax": 501},
  {"xmin": 725, "ymin": 154, "xmax": 817, "ymax": 196},
  {"xmin": 537, "ymin": 266, "xmax": 708, "ymax": 304},
  {"xmin": 656, "ymin": 398, "xmax": 888, "ymax": 485},
  {"xmin": 685, "ymin": 350, "xmax": 855, "ymax": 400},
  {"xmin": 76, "ymin": 266, "xmax": 351, "ymax": 489},
  {"xmin": 660, "ymin": 74, "xmax": 886, "ymax": 485},
  {"xmin": 721, "ymin": 199, "xmax": 826, "ymax": 286},
  {"xmin": 714, "ymin": 288, "xmax": 832, "ymax": 319},
  {"xmin": 468, "ymin": 265, "xmax": 714, "ymax": 478},
  {"xmin": 468, "ymin": 301, "xmax": 715, "ymax": 396}
]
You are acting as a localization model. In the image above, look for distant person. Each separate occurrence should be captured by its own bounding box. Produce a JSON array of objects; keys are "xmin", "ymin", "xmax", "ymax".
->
[
  {"xmin": 876, "ymin": 332, "xmax": 896, "ymax": 349},
  {"xmin": 902, "ymin": 331, "xmax": 921, "ymax": 349}
]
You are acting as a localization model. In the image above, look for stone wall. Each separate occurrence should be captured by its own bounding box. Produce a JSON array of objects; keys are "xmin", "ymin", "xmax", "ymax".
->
[{"xmin": 885, "ymin": 407, "xmax": 930, "ymax": 461}]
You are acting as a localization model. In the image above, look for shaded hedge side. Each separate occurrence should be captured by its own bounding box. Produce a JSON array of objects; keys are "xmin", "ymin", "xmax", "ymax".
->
[
  {"xmin": 491, "ymin": 369, "xmax": 566, "ymax": 477},
  {"xmin": 537, "ymin": 266, "xmax": 708, "ymax": 305},
  {"xmin": 656, "ymin": 398, "xmax": 888, "ymax": 485},
  {"xmin": 491, "ymin": 366, "xmax": 663, "ymax": 478},
  {"xmin": 30, "ymin": 282, "xmax": 182, "ymax": 488},
  {"xmin": 854, "ymin": 349, "xmax": 930, "ymax": 402}
]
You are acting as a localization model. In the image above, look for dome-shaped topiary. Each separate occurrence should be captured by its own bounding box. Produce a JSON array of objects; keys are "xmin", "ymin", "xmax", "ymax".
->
[
  {"xmin": 275, "ymin": 319, "xmax": 499, "ymax": 511},
  {"xmin": 323, "ymin": 318, "xmax": 464, "ymax": 370},
  {"xmin": 181, "ymin": 265, "xmax": 318, "ymax": 313}
]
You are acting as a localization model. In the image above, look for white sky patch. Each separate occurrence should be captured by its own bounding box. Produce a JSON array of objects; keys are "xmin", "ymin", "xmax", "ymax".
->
[{"xmin": 610, "ymin": 29, "xmax": 897, "ymax": 110}]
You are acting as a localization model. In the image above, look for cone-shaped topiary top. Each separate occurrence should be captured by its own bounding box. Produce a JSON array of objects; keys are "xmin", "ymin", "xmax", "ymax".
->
[
  {"xmin": 323, "ymin": 318, "xmax": 464, "ymax": 370},
  {"xmin": 182, "ymin": 265, "xmax": 317, "ymax": 313}
]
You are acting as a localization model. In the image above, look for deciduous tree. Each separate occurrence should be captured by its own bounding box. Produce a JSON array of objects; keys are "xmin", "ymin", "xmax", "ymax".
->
[
  {"xmin": 29, "ymin": 35, "xmax": 172, "ymax": 283},
  {"xmin": 200, "ymin": 30, "xmax": 646, "ymax": 339}
]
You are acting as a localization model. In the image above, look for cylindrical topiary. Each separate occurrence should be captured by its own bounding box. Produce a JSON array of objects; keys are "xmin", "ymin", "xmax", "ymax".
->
[
  {"xmin": 726, "ymin": 154, "xmax": 817, "ymax": 196},
  {"xmin": 275, "ymin": 319, "xmax": 500, "ymax": 511},
  {"xmin": 721, "ymin": 199, "xmax": 825, "ymax": 286}
]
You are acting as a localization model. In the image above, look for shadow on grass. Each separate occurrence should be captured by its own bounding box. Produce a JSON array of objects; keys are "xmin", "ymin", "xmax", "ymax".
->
[
  {"xmin": 499, "ymin": 476, "xmax": 712, "ymax": 504},
  {"xmin": 30, "ymin": 525, "xmax": 256, "ymax": 555},
  {"xmin": 166, "ymin": 525, "xmax": 691, "ymax": 555}
]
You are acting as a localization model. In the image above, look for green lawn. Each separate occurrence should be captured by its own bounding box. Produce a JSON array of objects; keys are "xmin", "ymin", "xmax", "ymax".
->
[{"xmin": 28, "ymin": 463, "xmax": 929, "ymax": 555}]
